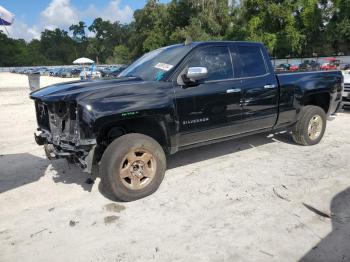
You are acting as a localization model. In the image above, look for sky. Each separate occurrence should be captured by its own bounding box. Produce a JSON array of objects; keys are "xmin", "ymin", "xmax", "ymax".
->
[{"xmin": 0, "ymin": 0, "xmax": 169, "ymax": 41}]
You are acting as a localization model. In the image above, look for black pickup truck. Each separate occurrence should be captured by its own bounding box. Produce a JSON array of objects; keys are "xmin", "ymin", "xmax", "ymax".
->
[{"xmin": 30, "ymin": 41, "xmax": 343, "ymax": 201}]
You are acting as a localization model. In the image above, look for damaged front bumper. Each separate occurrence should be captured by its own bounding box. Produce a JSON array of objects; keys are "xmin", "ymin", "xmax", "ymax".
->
[
  {"xmin": 35, "ymin": 130, "xmax": 97, "ymax": 173},
  {"xmin": 33, "ymin": 100, "xmax": 97, "ymax": 173}
]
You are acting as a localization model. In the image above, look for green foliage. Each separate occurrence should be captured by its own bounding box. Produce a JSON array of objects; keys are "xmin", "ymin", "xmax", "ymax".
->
[
  {"xmin": 69, "ymin": 21, "xmax": 87, "ymax": 42},
  {"xmin": 0, "ymin": 32, "xmax": 27, "ymax": 66},
  {"xmin": 326, "ymin": 0, "xmax": 350, "ymax": 54},
  {"xmin": 2, "ymin": 0, "xmax": 350, "ymax": 66},
  {"xmin": 239, "ymin": 0, "xmax": 304, "ymax": 56},
  {"xmin": 106, "ymin": 45, "xmax": 130, "ymax": 64},
  {"xmin": 39, "ymin": 29, "xmax": 76, "ymax": 64}
]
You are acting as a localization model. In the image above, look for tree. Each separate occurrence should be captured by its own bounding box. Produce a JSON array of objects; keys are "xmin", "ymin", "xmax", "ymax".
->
[
  {"xmin": 40, "ymin": 29, "xmax": 76, "ymax": 64},
  {"xmin": 0, "ymin": 32, "xmax": 48, "ymax": 66},
  {"xmin": 0, "ymin": 32, "xmax": 26, "ymax": 66},
  {"xmin": 169, "ymin": 0, "xmax": 234, "ymax": 43},
  {"xmin": 107, "ymin": 45, "xmax": 130, "ymax": 64},
  {"xmin": 2, "ymin": 0, "xmax": 350, "ymax": 66},
  {"xmin": 326, "ymin": 0, "xmax": 350, "ymax": 54},
  {"xmin": 69, "ymin": 21, "xmax": 87, "ymax": 42},
  {"xmin": 87, "ymin": 18, "xmax": 131, "ymax": 63},
  {"xmin": 238, "ymin": 0, "xmax": 304, "ymax": 57},
  {"xmin": 295, "ymin": 0, "xmax": 328, "ymax": 56},
  {"xmin": 86, "ymin": 38, "xmax": 104, "ymax": 64},
  {"xmin": 130, "ymin": 0, "xmax": 169, "ymax": 57}
]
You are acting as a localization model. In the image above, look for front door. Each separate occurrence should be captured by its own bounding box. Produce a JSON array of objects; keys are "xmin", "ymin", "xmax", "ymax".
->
[{"xmin": 174, "ymin": 45, "xmax": 243, "ymax": 147}]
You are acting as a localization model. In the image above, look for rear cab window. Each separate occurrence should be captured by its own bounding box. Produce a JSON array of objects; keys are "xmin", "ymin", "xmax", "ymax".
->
[{"xmin": 231, "ymin": 45, "xmax": 268, "ymax": 78}]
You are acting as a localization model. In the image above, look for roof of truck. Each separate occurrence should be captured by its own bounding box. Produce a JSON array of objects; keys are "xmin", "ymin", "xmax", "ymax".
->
[
  {"xmin": 189, "ymin": 41, "xmax": 262, "ymax": 46},
  {"xmin": 165, "ymin": 41, "xmax": 263, "ymax": 50}
]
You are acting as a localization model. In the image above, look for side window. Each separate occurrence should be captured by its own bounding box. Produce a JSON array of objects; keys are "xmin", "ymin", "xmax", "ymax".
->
[
  {"xmin": 235, "ymin": 46, "xmax": 267, "ymax": 78},
  {"xmin": 187, "ymin": 46, "xmax": 233, "ymax": 81}
]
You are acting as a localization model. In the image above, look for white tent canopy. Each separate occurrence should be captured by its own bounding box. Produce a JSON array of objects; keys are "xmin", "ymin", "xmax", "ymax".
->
[
  {"xmin": 0, "ymin": 5, "xmax": 14, "ymax": 26},
  {"xmin": 73, "ymin": 57, "xmax": 94, "ymax": 64}
]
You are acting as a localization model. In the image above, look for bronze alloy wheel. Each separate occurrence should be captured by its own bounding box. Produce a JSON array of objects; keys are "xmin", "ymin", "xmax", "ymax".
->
[
  {"xmin": 292, "ymin": 106, "xmax": 327, "ymax": 146},
  {"xmin": 119, "ymin": 148, "xmax": 156, "ymax": 190},
  {"xmin": 308, "ymin": 114, "xmax": 323, "ymax": 140},
  {"xmin": 101, "ymin": 133, "xmax": 166, "ymax": 201}
]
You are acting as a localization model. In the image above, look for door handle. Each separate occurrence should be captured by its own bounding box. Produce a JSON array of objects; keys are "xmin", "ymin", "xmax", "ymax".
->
[
  {"xmin": 226, "ymin": 88, "xmax": 241, "ymax": 93},
  {"xmin": 264, "ymin": 84, "xmax": 276, "ymax": 89}
]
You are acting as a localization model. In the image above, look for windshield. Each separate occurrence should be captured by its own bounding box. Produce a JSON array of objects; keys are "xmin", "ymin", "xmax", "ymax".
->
[{"xmin": 119, "ymin": 45, "xmax": 193, "ymax": 81}]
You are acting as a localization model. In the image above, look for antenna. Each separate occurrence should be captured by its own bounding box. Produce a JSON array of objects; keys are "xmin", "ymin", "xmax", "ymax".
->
[{"xmin": 185, "ymin": 36, "xmax": 192, "ymax": 46}]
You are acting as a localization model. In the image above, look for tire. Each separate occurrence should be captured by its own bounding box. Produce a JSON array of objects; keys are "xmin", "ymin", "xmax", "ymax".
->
[
  {"xmin": 100, "ymin": 133, "xmax": 166, "ymax": 201},
  {"xmin": 292, "ymin": 105, "xmax": 327, "ymax": 146}
]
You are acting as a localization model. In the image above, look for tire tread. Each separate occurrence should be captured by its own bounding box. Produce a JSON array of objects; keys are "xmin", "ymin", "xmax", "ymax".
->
[
  {"xmin": 100, "ymin": 133, "xmax": 166, "ymax": 201},
  {"xmin": 292, "ymin": 105, "xmax": 326, "ymax": 146}
]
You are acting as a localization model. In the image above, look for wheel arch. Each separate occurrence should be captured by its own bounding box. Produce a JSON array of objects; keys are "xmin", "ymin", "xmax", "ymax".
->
[
  {"xmin": 301, "ymin": 92, "xmax": 331, "ymax": 115},
  {"xmin": 94, "ymin": 115, "xmax": 171, "ymax": 156}
]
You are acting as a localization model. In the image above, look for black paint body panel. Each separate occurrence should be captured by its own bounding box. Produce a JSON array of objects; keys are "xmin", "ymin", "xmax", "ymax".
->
[{"xmin": 30, "ymin": 41, "xmax": 343, "ymax": 156}]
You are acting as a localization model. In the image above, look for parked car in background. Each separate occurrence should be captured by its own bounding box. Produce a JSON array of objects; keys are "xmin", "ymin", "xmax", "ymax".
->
[
  {"xmin": 106, "ymin": 66, "xmax": 127, "ymax": 77},
  {"xmin": 33, "ymin": 67, "xmax": 49, "ymax": 76},
  {"xmin": 49, "ymin": 68, "xmax": 62, "ymax": 77},
  {"xmin": 55, "ymin": 68, "xmax": 63, "ymax": 77},
  {"xmin": 59, "ymin": 68, "xmax": 73, "ymax": 78},
  {"xmin": 71, "ymin": 68, "xmax": 82, "ymax": 77},
  {"xmin": 275, "ymin": 63, "xmax": 290, "ymax": 72},
  {"xmin": 299, "ymin": 60, "xmax": 320, "ymax": 71},
  {"xmin": 24, "ymin": 68, "xmax": 34, "ymax": 74},
  {"xmin": 100, "ymin": 66, "xmax": 119, "ymax": 77},
  {"xmin": 342, "ymin": 71, "xmax": 350, "ymax": 107},
  {"xmin": 49, "ymin": 68, "xmax": 57, "ymax": 76},
  {"xmin": 289, "ymin": 64, "xmax": 299, "ymax": 71},
  {"xmin": 342, "ymin": 64, "xmax": 350, "ymax": 71},
  {"xmin": 80, "ymin": 69, "xmax": 102, "ymax": 79},
  {"xmin": 320, "ymin": 63, "xmax": 338, "ymax": 71},
  {"xmin": 320, "ymin": 58, "xmax": 339, "ymax": 70}
]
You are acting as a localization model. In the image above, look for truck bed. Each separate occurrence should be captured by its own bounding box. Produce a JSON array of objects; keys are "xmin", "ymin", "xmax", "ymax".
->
[{"xmin": 274, "ymin": 70, "xmax": 343, "ymax": 127}]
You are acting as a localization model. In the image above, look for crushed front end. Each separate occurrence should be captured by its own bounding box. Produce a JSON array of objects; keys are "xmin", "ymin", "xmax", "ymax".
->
[{"xmin": 33, "ymin": 99, "xmax": 97, "ymax": 173}]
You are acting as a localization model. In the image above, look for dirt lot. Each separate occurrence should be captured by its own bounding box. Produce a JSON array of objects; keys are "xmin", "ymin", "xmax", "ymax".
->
[{"xmin": 0, "ymin": 72, "xmax": 349, "ymax": 262}]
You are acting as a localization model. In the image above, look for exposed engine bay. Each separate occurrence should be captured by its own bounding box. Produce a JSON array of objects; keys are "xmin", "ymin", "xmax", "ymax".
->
[{"xmin": 33, "ymin": 99, "xmax": 96, "ymax": 172}]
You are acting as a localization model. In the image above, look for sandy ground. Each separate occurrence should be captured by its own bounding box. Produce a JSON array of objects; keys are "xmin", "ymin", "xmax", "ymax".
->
[{"xmin": 0, "ymin": 72, "xmax": 349, "ymax": 262}]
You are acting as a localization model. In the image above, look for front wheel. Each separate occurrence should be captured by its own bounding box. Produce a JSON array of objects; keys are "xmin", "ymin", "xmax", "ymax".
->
[
  {"xmin": 100, "ymin": 133, "xmax": 166, "ymax": 201},
  {"xmin": 292, "ymin": 105, "xmax": 327, "ymax": 146}
]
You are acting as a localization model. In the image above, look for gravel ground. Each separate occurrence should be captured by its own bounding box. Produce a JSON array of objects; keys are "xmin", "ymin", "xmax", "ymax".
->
[{"xmin": 0, "ymin": 72, "xmax": 349, "ymax": 262}]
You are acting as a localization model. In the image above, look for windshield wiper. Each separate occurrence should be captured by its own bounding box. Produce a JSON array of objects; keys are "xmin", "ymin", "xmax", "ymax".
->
[{"xmin": 124, "ymin": 74, "xmax": 143, "ymax": 80}]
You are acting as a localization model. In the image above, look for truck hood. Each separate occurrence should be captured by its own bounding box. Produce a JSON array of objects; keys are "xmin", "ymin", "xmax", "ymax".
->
[{"xmin": 30, "ymin": 77, "xmax": 144, "ymax": 102}]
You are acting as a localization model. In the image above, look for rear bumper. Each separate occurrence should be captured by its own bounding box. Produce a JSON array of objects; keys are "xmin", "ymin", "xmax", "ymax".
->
[
  {"xmin": 330, "ymin": 90, "xmax": 343, "ymax": 115},
  {"xmin": 343, "ymin": 91, "xmax": 350, "ymax": 105},
  {"xmin": 334, "ymin": 101, "xmax": 343, "ymax": 113}
]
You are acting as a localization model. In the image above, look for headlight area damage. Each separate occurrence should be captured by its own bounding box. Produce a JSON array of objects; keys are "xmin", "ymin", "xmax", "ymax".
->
[{"xmin": 33, "ymin": 99, "xmax": 96, "ymax": 173}]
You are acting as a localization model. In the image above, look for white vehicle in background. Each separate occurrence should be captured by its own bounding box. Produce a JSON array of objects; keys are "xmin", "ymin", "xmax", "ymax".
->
[
  {"xmin": 80, "ymin": 69, "xmax": 102, "ymax": 80},
  {"xmin": 342, "ymin": 71, "xmax": 350, "ymax": 107}
]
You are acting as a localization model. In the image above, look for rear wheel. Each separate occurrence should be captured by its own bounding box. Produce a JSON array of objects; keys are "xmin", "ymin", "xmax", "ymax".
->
[
  {"xmin": 292, "ymin": 105, "xmax": 327, "ymax": 146},
  {"xmin": 100, "ymin": 133, "xmax": 166, "ymax": 201}
]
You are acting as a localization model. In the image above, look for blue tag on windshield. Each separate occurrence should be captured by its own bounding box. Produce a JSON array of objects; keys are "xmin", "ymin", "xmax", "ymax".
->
[{"xmin": 155, "ymin": 71, "xmax": 165, "ymax": 81}]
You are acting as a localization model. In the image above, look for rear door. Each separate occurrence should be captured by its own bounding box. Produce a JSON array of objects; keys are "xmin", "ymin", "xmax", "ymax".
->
[{"xmin": 231, "ymin": 44, "xmax": 279, "ymax": 131}]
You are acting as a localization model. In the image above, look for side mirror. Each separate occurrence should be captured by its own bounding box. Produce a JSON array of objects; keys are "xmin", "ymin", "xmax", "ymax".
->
[
  {"xmin": 186, "ymin": 67, "xmax": 208, "ymax": 81},
  {"xmin": 178, "ymin": 67, "xmax": 208, "ymax": 87}
]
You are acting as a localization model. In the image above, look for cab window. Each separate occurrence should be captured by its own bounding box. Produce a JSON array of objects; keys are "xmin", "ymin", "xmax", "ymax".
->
[
  {"xmin": 187, "ymin": 46, "xmax": 233, "ymax": 81},
  {"xmin": 234, "ymin": 45, "xmax": 267, "ymax": 78}
]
